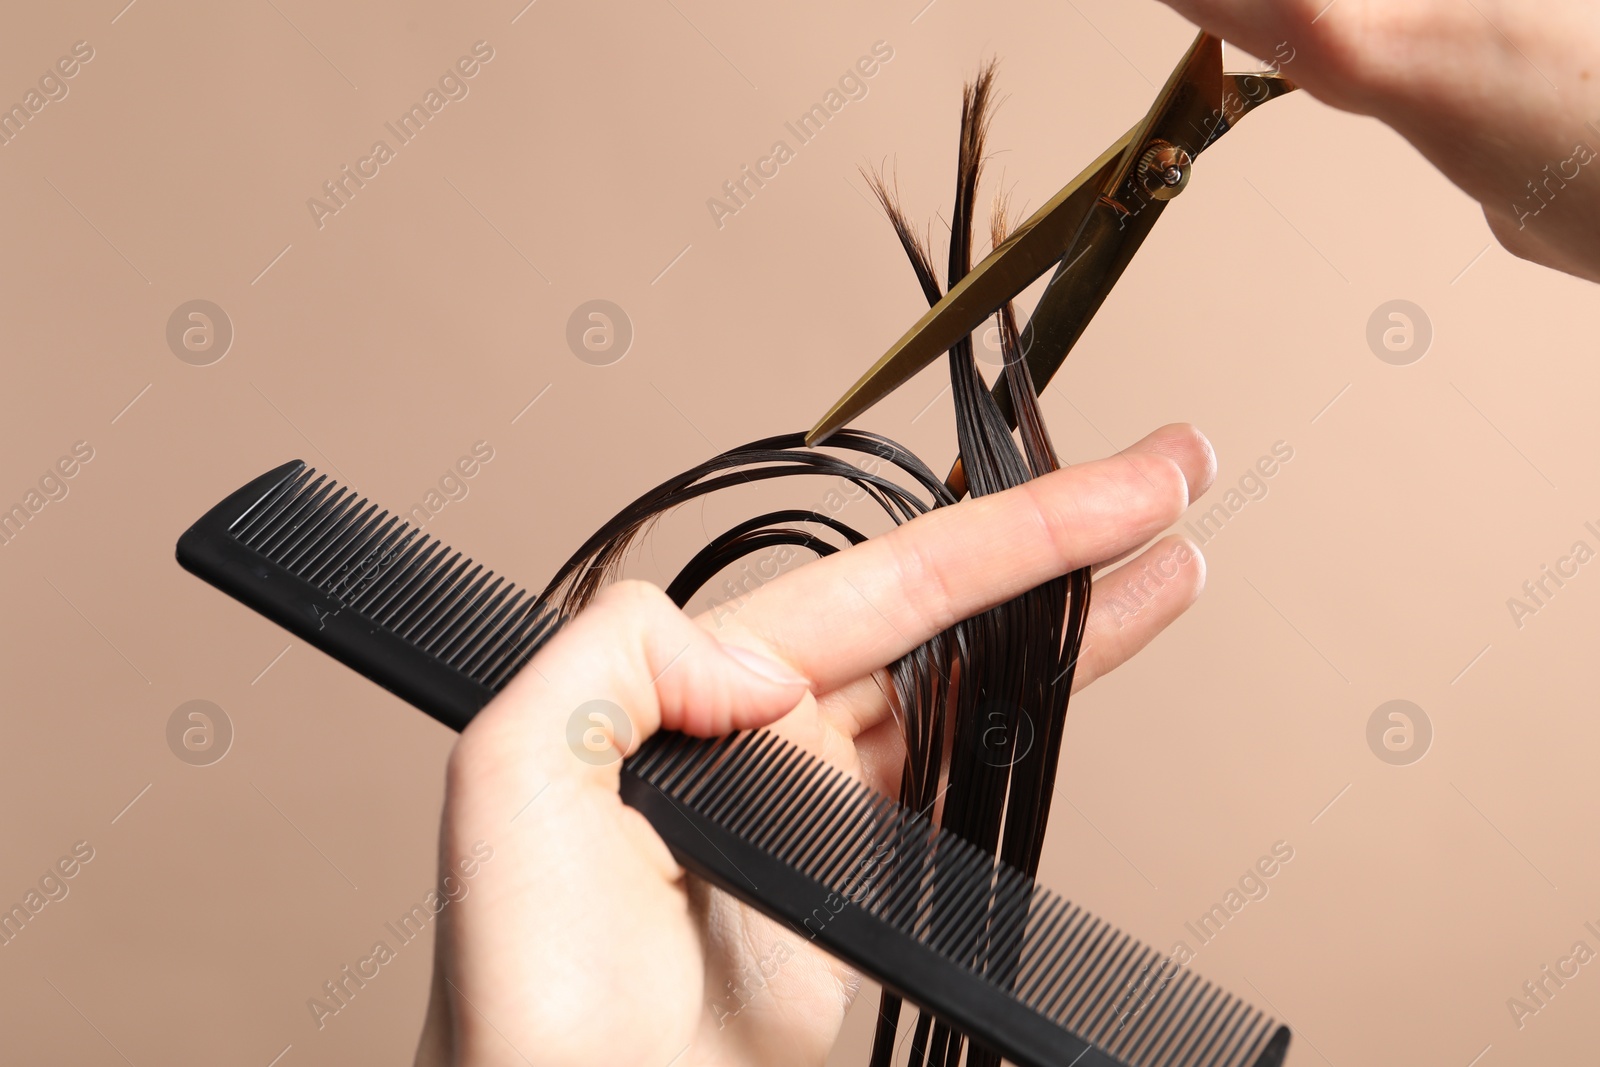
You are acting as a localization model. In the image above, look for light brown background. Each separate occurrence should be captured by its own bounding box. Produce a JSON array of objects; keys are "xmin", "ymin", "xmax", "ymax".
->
[{"xmin": 3, "ymin": 0, "xmax": 1599, "ymax": 1064}]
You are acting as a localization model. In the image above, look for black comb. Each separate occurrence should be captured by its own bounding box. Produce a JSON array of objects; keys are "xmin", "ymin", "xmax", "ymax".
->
[{"xmin": 177, "ymin": 461, "xmax": 1291, "ymax": 1067}]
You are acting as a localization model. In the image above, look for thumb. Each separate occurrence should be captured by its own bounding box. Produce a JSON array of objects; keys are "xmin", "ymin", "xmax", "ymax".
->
[{"xmin": 458, "ymin": 578, "xmax": 811, "ymax": 802}]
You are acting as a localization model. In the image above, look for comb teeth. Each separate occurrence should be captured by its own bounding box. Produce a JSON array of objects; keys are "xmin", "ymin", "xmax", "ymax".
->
[
  {"xmin": 623, "ymin": 731, "xmax": 1290, "ymax": 1067},
  {"xmin": 178, "ymin": 460, "xmax": 561, "ymax": 728},
  {"xmin": 226, "ymin": 463, "xmax": 557, "ymax": 692}
]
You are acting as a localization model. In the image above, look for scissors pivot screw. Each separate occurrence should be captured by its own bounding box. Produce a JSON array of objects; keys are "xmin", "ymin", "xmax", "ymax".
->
[{"xmin": 1137, "ymin": 140, "xmax": 1192, "ymax": 200}]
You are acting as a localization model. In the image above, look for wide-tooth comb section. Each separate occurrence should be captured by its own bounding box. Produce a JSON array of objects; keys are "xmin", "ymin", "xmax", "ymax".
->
[
  {"xmin": 622, "ymin": 729, "xmax": 1290, "ymax": 1067},
  {"xmin": 232, "ymin": 466, "xmax": 316, "ymax": 543},
  {"xmin": 294, "ymin": 500, "xmax": 379, "ymax": 585},
  {"xmin": 225, "ymin": 464, "xmax": 555, "ymax": 692},
  {"xmin": 178, "ymin": 460, "xmax": 562, "ymax": 729}
]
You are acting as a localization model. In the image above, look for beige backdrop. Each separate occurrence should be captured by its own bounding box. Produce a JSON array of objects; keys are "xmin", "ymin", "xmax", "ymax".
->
[{"xmin": 3, "ymin": 0, "xmax": 1599, "ymax": 1064}]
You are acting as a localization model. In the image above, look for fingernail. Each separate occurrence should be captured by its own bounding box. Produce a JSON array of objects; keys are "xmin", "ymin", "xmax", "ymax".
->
[{"xmin": 722, "ymin": 643, "xmax": 809, "ymax": 687}]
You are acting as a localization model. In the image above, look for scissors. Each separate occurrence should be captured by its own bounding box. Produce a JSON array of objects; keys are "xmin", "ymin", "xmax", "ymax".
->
[{"xmin": 804, "ymin": 32, "xmax": 1298, "ymax": 493}]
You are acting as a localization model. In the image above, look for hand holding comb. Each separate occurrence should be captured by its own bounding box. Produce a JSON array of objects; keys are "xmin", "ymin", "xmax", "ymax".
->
[{"xmin": 176, "ymin": 457, "xmax": 1288, "ymax": 1067}]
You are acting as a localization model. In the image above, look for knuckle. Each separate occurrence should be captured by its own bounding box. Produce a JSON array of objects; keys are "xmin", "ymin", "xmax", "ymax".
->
[
  {"xmin": 445, "ymin": 731, "xmax": 488, "ymax": 792},
  {"xmin": 1284, "ymin": 1, "xmax": 1428, "ymax": 103},
  {"xmin": 1020, "ymin": 479, "xmax": 1082, "ymax": 575},
  {"xmin": 886, "ymin": 524, "xmax": 960, "ymax": 636}
]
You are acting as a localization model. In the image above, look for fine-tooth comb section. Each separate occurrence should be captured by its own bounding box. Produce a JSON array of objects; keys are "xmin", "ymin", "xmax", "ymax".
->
[
  {"xmin": 620, "ymin": 730, "xmax": 1291, "ymax": 1067},
  {"xmin": 176, "ymin": 460, "xmax": 561, "ymax": 729},
  {"xmin": 178, "ymin": 462, "xmax": 1290, "ymax": 1067}
]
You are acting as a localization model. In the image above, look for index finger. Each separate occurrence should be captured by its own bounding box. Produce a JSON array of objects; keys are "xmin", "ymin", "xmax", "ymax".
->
[{"xmin": 703, "ymin": 444, "xmax": 1196, "ymax": 694}]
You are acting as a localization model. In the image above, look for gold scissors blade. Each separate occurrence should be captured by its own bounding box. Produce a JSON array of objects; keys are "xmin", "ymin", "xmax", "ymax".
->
[
  {"xmin": 804, "ymin": 128, "xmax": 1134, "ymax": 448},
  {"xmin": 805, "ymin": 32, "xmax": 1297, "ymax": 448}
]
